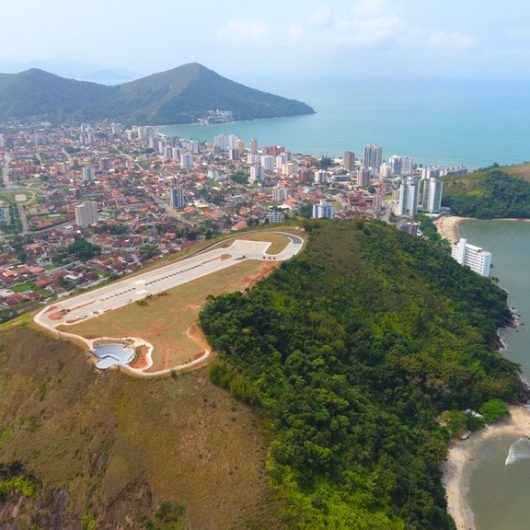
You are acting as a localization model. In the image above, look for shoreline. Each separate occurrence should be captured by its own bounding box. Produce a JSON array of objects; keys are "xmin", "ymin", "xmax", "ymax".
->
[
  {"xmin": 435, "ymin": 215, "xmax": 530, "ymax": 246},
  {"xmin": 438, "ymin": 215, "xmax": 530, "ymax": 529},
  {"xmin": 443, "ymin": 405, "xmax": 530, "ymax": 530},
  {"xmin": 435, "ymin": 215, "xmax": 471, "ymax": 244}
]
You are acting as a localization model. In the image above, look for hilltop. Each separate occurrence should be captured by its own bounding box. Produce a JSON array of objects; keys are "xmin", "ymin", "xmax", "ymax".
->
[
  {"xmin": 443, "ymin": 163, "xmax": 530, "ymax": 218},
  {"xmin": 0, "ymin": 63, "xmax": 315, "ymax": 125},
  {"xmin": 0, "ymin": 220, "xmax": 523, "ymax": 528}
]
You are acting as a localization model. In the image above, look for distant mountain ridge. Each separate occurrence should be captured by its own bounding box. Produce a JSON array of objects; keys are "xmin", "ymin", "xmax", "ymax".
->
[{"xmin": 0, "ymin": 63, "xmax": 315, "ymax": 125}]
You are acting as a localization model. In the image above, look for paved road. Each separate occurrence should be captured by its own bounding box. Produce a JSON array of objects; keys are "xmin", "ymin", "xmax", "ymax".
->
[{"xmin": 35, "ymin": 233, "xmax": 303, "ymax": 333}]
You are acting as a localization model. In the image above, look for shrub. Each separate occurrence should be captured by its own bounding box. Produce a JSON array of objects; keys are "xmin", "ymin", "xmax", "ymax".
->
[{"xmin": 479, "ymin": 399, "xmax": 510, "ymax": 424}]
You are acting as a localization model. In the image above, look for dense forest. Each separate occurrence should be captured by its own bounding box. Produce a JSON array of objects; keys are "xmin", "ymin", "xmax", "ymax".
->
[
  {"xmin": 201, "ymin": 220, "xmax": 525, "ymax": 529},
  {"xmin": 443, "ymin": 165, "xmax": 530, "ymax": 218}
]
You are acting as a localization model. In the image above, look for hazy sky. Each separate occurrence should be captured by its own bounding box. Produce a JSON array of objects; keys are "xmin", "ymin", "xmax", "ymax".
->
[{"xmin": 3, "ymin": 0, "xmax": 530, "ymax": 81}]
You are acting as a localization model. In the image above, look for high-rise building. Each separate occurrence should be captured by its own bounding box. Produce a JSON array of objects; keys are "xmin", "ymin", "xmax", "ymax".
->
[
  {"xmin": 214, "ymin": 134, "xmax": 229, "ymax": 151},
  {"xmin": 267, "ymin": 208, "xmax": 285, "ymax": 224},
  {"xmin": 421, "ymin": 177, "xmax": 444, "ymax": 214},
  {"xmin": 272, "ymin": 186, "xmax": 288, "ymax": 203},
  {"xmin": 344, "ymin": 151, "xmax": 355, "ymax": 172},
  {"xmin": 0, "ymin": 134, "xmax": 5, "ymax": 148},
  {"xmin": 180, "ymin": 152, "xmax": 193, "ymax": 170},
  {"xmin": 75, "ymin": 201, "xmax": 98, "ymax": 227},
  {"xmin": 260, "ymin": 155, "xmax": 275, "ymax": 171},
  {"xmin": 363, "ymin": 144, "xmax": 383, "ymax": 171},
  {"xmin": 82, "ymin": 166, "xmax": 95, "ymax": 182},
  {"xmin": 2, "ymin": 155, "xmax": 10, "ymax": 188},
  {"xmin": 0, "ymin": 206, "xmax": 10, "ymax": 225},
  {"xmin": 249, "ymin": 165, "xmax": 262, "ymax": 183},
  {"xmin": 389, "ymin": 155, "xmax": 414, "ymax": 176},
  {"xmin": 250, "ymin": 138, "xmax": 258, "ymax": 154},
  {"xmin": 397, "ymin": 176, "xmax": 419, "ymax": 218},
  {"xmin": 356, "ymin": 167, "xmax": 371, "ymax": 188},
  {"xmin": 452, "ymin": 238, "xmax": 492, "ymax": 277},
  {"xmin": 169, "ymin": 181, "xmax": 186, "ymax": 209},
  {"xmin": 312, "ymin": 200, "xmax": 334, "ymax": 219}
]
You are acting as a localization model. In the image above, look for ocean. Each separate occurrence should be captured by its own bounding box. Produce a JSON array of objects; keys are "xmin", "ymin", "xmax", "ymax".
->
[
  {"xmin": 460, "ymin": 220, "xmax": 530, "ymax": 530},
  {"xmin": 160, "ymin": 77, "xmax": 530, "ymax": 169}
]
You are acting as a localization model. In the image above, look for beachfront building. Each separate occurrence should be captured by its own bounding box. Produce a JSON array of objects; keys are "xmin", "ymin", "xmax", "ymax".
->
[{"xmin": 452, "ymin": 238, "xmax": 492, "ymax": 277}]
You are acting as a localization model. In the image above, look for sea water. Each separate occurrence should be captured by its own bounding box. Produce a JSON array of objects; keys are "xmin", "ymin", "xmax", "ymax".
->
[
  {"xmin": 461, "ymin": 220, "xmax": 530, "ymax": 530},
  {"xmin": 161, "ymin": 77, "xmax": 530, "ymax": 169}
]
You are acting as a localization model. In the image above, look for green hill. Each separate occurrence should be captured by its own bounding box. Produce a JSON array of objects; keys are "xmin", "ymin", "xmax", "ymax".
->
[
  {"xmin": 201, "ymin": 220, "xmax": 524, "ymax": 529},
  {"xmin": 0, "ymin": 63, "xmax": 315, "ymax": 125},
  {"xmin": 443, "ymin": 163, "xmax": 530, "ymax": 218}
]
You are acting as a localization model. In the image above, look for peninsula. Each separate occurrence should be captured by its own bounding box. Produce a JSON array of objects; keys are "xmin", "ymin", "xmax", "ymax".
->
[{"xmin": 0, "ymin": 63, "xmax": 315, "ymax": 125}]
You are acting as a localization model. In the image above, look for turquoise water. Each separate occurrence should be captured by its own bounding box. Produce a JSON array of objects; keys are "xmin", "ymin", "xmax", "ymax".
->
[
  {"xmin": 460, "ymin": 221, "xmax": 530, "ymax": 530},
  {"xmin": 161, "ymin": 78, "xmax": 530, "ymax": 168}
]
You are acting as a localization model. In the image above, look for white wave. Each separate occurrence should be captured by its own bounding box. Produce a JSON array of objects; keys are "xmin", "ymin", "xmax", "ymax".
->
[{"xmin": 505, "ymin": 437, "xmax": 530, "ymax": 466}]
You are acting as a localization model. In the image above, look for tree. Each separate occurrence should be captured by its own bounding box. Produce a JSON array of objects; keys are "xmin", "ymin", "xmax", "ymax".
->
[
  {"xmin": 140, "ymin": 243, "xmax": 159, "ymax": 261},
  {"xmin": 67, "ymin": 238, "xmax": 101, "ymax": 261},
  {"xmin": 479, "ymin": 399, "xmax": 510, "ymax": 424}
]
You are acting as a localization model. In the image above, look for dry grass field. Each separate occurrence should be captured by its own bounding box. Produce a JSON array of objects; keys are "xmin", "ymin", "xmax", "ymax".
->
[
  {"xmin": 0, "ymin": 326, "xmax": 283, "ymax": 529},
  {"xmin": 61, "ymin": 260, "xmax": 279, "ymax": 372}
]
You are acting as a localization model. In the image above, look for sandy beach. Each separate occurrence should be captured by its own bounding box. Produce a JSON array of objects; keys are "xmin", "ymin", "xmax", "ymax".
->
[
  {"xmin": 435, "ymin": 216, "xmax": 470, "ymax": 244},
  {"xmin": 443, "ymin": 406, "xmax": 530, "ymax": 530}
]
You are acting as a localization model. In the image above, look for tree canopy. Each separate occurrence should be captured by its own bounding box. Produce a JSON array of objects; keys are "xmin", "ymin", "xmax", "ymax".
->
[{"xmin": 200, "ymin": 220, "xmax": 523, "ymax": 529}]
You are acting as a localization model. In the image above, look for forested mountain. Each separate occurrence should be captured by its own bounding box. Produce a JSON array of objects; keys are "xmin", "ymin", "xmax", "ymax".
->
[
  {"xmin": 201, "ymin": 220, "xmax": 524, "ymax": 529},
  {"xmin": 0, "ymin": 63, "xmax": 314, "ymax": 124},
  {"xmin": 443, "ymin": 163, "xmax": 530, "ymax": 218}
]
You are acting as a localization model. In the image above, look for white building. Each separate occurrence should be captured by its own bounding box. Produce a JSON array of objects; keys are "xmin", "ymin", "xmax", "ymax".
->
[
  {"xmin": 344, "ymin": 151, "xmax": 355, "ymax": 172},
  {"xmin": 75, "ymin": 201, "xmax": 98, "ymax": 228},
  {"xmin": 397, "ymin": 176, "xmax": 419, "ymax": 217},
  {"xmin": 272, "ymin": 186, "xmax": 289, "ymax": 203},
  {"xmin": 214, "ymin": 134, "xmax": 229, "ymax": 151},
  {"xmin": 267, "ymin": 208, "xmax": 285, "ymax": 224},
  {"xmin": 363, "ymin": 144, "xmax": 383, "ymax": 171},
  {"xmin": 421, "ymin": 177, "xmax": 444, "ymax": 214},
  {"xmin": 82, "ymin": 166, "xmax": 95, "ymax": 182},
  {"xmin": 260, "ymin": 155, "xmax": 275, "ymax": 171},
  {"xmin": 249, "ymin": 165, "xmax": 262, "ymax": 184},
  {"xmin": 312, "ymin": 200, "xmax": 334, "ymax": 219},
  {"xmin": 452, "ymin": 238, "xmax": 492, "ymax": 278},
  {"xmin": 169, "ymin": 183, "xmax": 186, "ymax": 209},
  {"xmin": 180, "ymin": 152, "xmax": 193, "ymax": 170}
]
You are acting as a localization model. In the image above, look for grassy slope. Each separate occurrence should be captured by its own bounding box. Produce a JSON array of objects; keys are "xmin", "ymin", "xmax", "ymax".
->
[{"xmin": 0, "ymin": 326, "xmax": 283, "ymax": 529}]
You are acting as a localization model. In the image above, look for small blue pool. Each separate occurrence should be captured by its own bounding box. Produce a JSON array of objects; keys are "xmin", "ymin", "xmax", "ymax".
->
[{"xmin": 93, "ymin": 343, "xmax": 135, "ymax": 369}]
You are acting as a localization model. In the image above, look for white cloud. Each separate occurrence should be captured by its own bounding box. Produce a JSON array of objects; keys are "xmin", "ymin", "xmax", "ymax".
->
[
  {"xmin": 353, "ymin": 0, "xmax": 387, "ymax": 18},
  {"xmin": 287, "ymin": 24, "xmax": 304, "ymax": 43},
  {"xmin": 429, "ymin": 31, "xmax": 477, "ymax": 51},
  {"xmin": 302, "ymin": 1, "xmax": 405, "ymax": 50},
  {"xmin": 217, "ymin": 19, "xmax": 269, "ymax": 43}
]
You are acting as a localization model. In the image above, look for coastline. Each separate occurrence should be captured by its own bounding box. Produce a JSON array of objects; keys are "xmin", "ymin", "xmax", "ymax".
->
[
  {"xmin": 443, "ymin": 405, "xmax": 530, "ymax": 530},
  {"xmin": 438, "ymin": 215, "xmax": 530, "ymax": 529}
]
